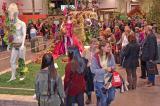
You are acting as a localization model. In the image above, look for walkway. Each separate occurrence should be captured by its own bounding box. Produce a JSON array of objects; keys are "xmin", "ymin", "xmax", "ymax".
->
[
  {"xmin": 0, "ymin": 37, "xmax": 160, "ymax": 106},
  {"xmin": 0, "ymin": 65, "xmax": 160, "ymax": 106}
]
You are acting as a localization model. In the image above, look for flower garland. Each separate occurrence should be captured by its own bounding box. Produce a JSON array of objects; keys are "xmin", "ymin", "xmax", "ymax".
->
[{"xmin": 2, "ymin": 2, "xmax": 16, "ymax": 46}]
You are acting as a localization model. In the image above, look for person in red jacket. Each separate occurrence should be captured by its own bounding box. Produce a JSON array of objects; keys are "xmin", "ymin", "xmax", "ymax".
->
[{"xmin": 64, "ymin": 46, "xmax": 86, "ymax": 106}]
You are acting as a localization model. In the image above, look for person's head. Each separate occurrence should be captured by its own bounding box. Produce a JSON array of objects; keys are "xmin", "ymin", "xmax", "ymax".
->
[
  {"xmin": 8, "ymin": 3, "xmax": 19, "ymax": 23},
  {"xmin": 99, "ymin": 40, "xmax": 112, "ymax": 55},
  {"xmin": 144, "ymin": 21, "xmax": 148, "ymax": 26},
  {"xmin": 68, "ymin": 46, "xmax": 81, "ymax": 60},
  {"xmin": 31, "ymin": 24, "xmax": 34, "ymax": 28},
  {"xmin": 144, "ymin": 25, "xmax": 152, "ymax": 35},
  {"xmin": 41, "ymin": 53, "xmax": 54, "ymax": 69},
  {"xmin": 68, "ymin": 46, "xmax": 84, "ymax": 73},
  {"xmin": 89, "ymin": 38, "xmax": 99, "ymax": 49},
  {"xmin": 114, "ymin": 26, "xmax": 119, "ymax": 32},
  {"xmin": 128, "ymin": 32, "xmax": 136, "ymax": 43},
  {"xmin": 106, "ymin": 28, "xmax": 112, "ymax": 35},
  {"xmin": 124, "ymin": 26, "xmax": 131, "ymax": 33},
  {"xmin": 102, "ymin": 24, "xmax": 107, "ymax": 30},
  {"xmin": 135, "ymin": 27, "xmax": 139, "ymax": 32}
]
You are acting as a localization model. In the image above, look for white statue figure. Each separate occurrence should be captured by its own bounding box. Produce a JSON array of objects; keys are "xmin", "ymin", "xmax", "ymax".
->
[{"xmin": 8, "ymin": 3, "xmax": 26, "ymax": 81}]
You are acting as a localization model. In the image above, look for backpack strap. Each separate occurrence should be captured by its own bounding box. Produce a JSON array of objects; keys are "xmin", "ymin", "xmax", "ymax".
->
[
  {"xmin": 47, "ymin": 73, "xmax": 51, "ymax": 98},
  {"xmin": 53, "ymin": 76, "xmax": 59, "ymax": 94}
]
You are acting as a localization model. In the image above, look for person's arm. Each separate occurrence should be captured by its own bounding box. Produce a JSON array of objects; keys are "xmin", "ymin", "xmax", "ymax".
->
[
  {"xmin": 123, "ymin": 44, "xmax": 130, "ymax": 57},
  {"xmin": 81, "ymin": 49, "xmax": 87, "ymax": 58},
  {"xmin": 90, "ymin": 57, "xmax": 106, "ymax": 75},
  {"xmin": 57, "ymin": 76, "xmax": 65, "ymax": 98},
  {"xmin": 148, "ymin": 36, "xmax": 157, "ymax": 61},
  {"xmin": 35, "ymin": 74, "xmax": 40, "ymax": 100},
  {"xmin": 110, "ymin": 34, "xmax": 116, "ymax": 44},
  {"xmin": 117, "ymin": 33, "xmax": 123, "ymax": 45},
  {"xmin": 64, "ymin": 63, "xmax": 71, "ymax": 90},
  {"xmin": 21, "ymin": 21, "xmax": 27, "ymax": 48},
  {"xmin": 35, "ymin": 29, "xmax": 37, "ymax": 34},
  {"xmin": 108, "ymin": 54, "xmax": 116, "ymax": 70}
]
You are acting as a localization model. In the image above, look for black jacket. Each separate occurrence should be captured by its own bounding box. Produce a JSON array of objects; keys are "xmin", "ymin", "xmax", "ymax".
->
[
  {"xmin": 141, "ymin": 32, "xmax": 158, "ymax": 61},
  {"xmin": 123, "ymin": 42, "xmax": 140, "ymax": 69}
]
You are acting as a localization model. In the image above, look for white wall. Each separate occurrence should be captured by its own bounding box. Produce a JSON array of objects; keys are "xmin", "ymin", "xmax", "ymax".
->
[
  {"xmin": 20, "ymin": 0, "xmax": 33, "ymax": 13},
  {"xmin": 0, "ymin": 0, "xmax": 44, "ymax": 15},
  {"xmin": 35, "ymin": 0, "xmax": 43, "ymax": 13},
  {"xmin": 99, "ymin": 0, "xmax": 116, "ymax": 9}
]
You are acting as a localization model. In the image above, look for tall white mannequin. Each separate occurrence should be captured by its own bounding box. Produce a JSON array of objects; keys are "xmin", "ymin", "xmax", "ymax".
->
[{"xmin": 8, "ymin": 3, "xmax": 26, "ymax": 81}]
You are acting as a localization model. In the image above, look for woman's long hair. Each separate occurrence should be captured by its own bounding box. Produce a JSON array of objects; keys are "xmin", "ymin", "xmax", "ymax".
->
[
  {"xmin": 68, "ymin": 46, "xmax": 85, "ymax": 74},
  {"xmin": 98, "ymin": 40, "xmax": 112, "ymax": 60},
  {"xmin": 41, "ymin": 53, "xmax": 57, "ymax": 94},
  {"xmin": 41, "ymin": 53, "xmax": 53, "ymax": 69}
]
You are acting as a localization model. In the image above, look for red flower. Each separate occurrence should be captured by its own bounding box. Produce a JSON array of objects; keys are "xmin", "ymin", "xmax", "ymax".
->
[{"xmin": 2, "ymin": 1, "xmax": 7, "ymax": 14}]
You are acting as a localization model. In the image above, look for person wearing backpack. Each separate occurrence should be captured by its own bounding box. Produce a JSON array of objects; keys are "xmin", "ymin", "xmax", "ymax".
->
[
  {"xmin": 91, "ymin": 40, "xmax": 116, "ymax": 106},
  {"xmin": 35, "ymin": 53, "xmax": 65, "ymax": 106},
  {"xmin": 64, "ymin": 46, "xmax": 86, "ymax": 106},
  {"xmin": 123, "ymin": 32, "xmax": 140, "ymax": 90}
]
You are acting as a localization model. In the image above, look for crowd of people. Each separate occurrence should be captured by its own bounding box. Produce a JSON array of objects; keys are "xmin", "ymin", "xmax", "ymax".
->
[
  {"xmin": 34, "ymin": 13, "xmax": 159, "ymax": 106},
  {"xmin": 0, "ymin": 16, "xmax": 62, "ymax": 51},
  {"xmin": 0, "ymin": 12, "xmax": 159, "ymax": 106}
]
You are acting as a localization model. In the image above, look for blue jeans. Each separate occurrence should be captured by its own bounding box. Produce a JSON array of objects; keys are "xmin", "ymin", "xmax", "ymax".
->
[
  {"xmin": 94, "ymin": 82, "xmax": 116, "ymax": 106},
  {"xmin": 107, "ymin": 87, "xmax": 116, "ymax": 105},
  {"xmin": 30, "ymin": 33, "xmax": 36, "ymax": 39},
  {"xmin": 66, "ymin": 92, "xmax": 84, "ymax": 106},
  {"xmin": 148, "ymin": 74, "xmax": 155, "ymax": 84}
]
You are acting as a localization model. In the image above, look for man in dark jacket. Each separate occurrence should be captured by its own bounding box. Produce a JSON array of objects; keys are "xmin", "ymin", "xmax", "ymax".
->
[{"xmin": 141, "ymin": 25, "xmax": 159, "ymax": 86}]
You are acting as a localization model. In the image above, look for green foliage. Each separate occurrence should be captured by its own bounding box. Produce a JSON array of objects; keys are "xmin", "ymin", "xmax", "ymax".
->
[
  {"xmin": 147, "ymin": 0, "xmax": 160, "ymax": 33},
  {"xmin": 3, "ymin": 13, "xmax": 16, "ymax": 45},
  {"xmin": 17, "ymin": 58, "xmax": 29, "ymax": 77}
]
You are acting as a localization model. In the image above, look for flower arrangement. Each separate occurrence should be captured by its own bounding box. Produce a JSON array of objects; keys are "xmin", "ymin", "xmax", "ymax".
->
[
  {"xmin": 17, "ymin": 58, "xmax": 29, "ymax": 77},
  {"xmin": 2, "ymin": 1, "xmax": 16, "ymax": 46}
]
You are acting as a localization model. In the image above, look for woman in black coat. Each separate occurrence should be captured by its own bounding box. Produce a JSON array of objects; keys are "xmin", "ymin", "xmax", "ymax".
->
[{"xmin": 123, "ymin": 32, "xmax": 140, "ymax": 90}]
